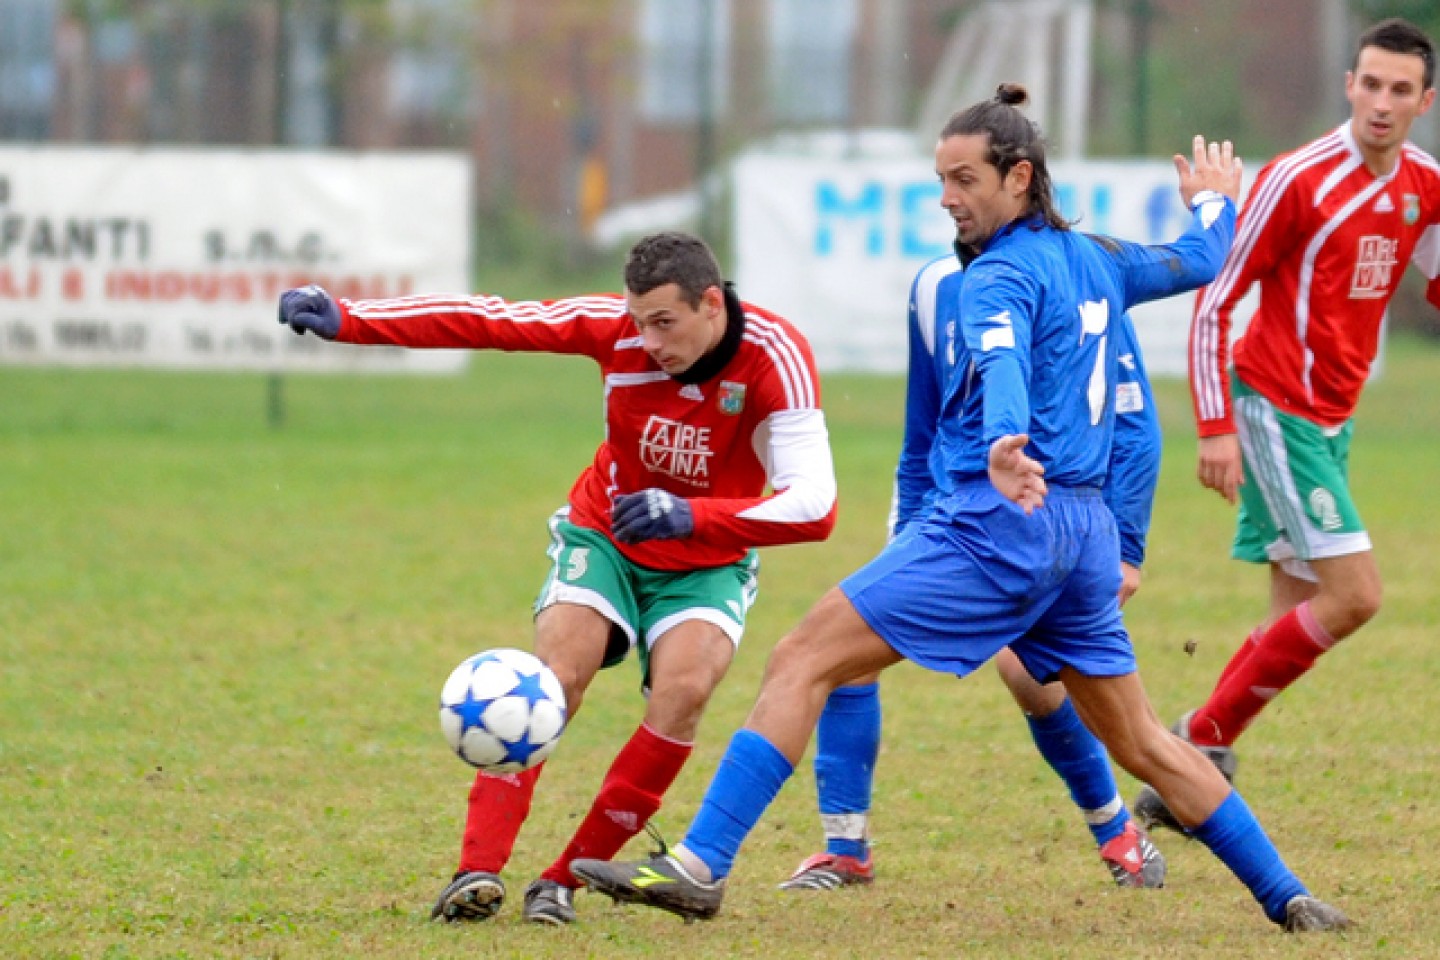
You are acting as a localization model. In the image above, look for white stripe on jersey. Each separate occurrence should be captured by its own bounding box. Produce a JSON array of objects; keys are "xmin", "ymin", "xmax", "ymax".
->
[
  {"xmin": 1191, "ymin": 129, "xmax": 1346, "ymax": 422},
  {"xmin": 912, "ymin": 255, "xmax": 962, "ymax": 360},
  {"xmin": 348, "ymin": 294, "xmax": 628, "ymax": 324},
  {"xmin": 605, "ymin": 371, "xmax": 670, "ymax": 388},
  {"xmin": 743, "ymin": 314, "xmax": 817, "ymax": 410}
]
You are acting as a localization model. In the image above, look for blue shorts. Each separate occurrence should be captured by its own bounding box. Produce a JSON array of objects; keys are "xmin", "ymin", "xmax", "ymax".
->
[{"xmin": 841, "ymin": 482, "xmax": 1135, "ymax": 683}]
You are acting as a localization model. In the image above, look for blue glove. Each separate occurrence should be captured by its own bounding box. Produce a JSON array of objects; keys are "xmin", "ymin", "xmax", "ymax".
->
[
  {"xmin": 611, "ymin": 489, "xmax": 694, "ymax": 544},
  {"xmin": 278, "ymin": 284, "xmax": 341, "ymax": 339}
]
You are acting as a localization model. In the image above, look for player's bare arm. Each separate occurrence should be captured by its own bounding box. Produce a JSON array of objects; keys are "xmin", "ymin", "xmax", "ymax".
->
[
  {"xmin": 1173, "ymin": 135, "xmax": 1243, "ymax": 205},
  {"xmin": 1197, "ymin": 433, "xmax": 1244, "ymax": 505}
]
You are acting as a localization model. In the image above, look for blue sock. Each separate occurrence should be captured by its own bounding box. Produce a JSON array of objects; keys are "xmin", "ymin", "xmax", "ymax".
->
[
  {"xmin": 1192, "ymin": 790, "xmax": 1307, "ymax": 924},
  {"xmin": 815, "ymin": 683, "xmax": 880, "ymax": 859},
  {"xmin": 682, "ymin": 729, "xmax": 795, "ymax": 880},
  {"xmin": 1027, "ymin": 698, "xmax": 1127, "ymax": 845}
]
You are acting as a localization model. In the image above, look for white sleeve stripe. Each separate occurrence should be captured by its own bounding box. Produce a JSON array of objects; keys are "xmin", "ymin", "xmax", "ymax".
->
[
  {"xmin": 1403, "ymin": 143, "xmax": 1440, "ymax": 175},
  {"xmin": 744, "ymin": 315, "xmax": 817, "ymax": 409},
  {"xmin": 1191, "ymin": 131, "xmax": 1344, "ymax": 422},
  {"xmin": 914, "ymin": 255, "xmax": 962, "ymax": 358},
  {"xmin": 348, "ymin": 295, "xmax": 628, "ymax": 325},
  {"xmin": 743, "ymin": 326, "xmax": 808, "ymax": 408}
]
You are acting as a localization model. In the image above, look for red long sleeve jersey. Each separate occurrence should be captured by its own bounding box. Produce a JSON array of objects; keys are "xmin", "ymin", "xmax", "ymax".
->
[
  {"xmin": 335, "ymin": 291, "xmax": 838, "ymax": 571},
  {"xmin": 1190, "ymin": 123, "xmax": 1440, "ymax": 435}
]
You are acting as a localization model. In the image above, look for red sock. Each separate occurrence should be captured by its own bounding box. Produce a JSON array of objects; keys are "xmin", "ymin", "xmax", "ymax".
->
[
  {"xmin": 457, "ymin": 765, "xmax": 545, "ymax": 874},
  {"xmin": 1214, "ymin": 629, "xmax": 1261, "ymax": 687},
  {"xmin": 540, "ymin": 722, "xmax": 692, "ymax": 888},
  {"xmin": 1191, "ymin": 603, "xmax": 1335, "ymax": 747}
]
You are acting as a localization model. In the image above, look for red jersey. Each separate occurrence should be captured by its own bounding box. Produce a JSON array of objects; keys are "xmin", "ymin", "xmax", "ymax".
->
[
  {"xmin": 1190, "ymin": 123, "xmax": 1440, "ymax": 434},
  {"xmin": 334, "ymin": 290, "xmax": 838, "ymax": 571}
]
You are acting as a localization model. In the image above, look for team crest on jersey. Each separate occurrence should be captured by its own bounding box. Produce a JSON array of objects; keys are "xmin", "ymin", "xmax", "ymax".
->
[
  {"xmin": 639, "ymin": 415, "xmax": 713, "ymax": 486},
  {"xmin": 718, "ymin": 381, "xmax": 747, "ymax": 415},
  {"xmin": 1404, "ymin": 193, "xmax": 1420, "ymax": 225},
  {"xmin": 1351, "ymin": 236, "xmax": 1399, "ymax": 298}
]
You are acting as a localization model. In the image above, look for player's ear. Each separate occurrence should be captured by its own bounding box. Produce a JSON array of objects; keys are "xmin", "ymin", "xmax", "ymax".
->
[
  {"xmin": 702, "ymin": 284, "xmax": 725, "ymax": 315},
  {"xmin": 1419, "ymin": 85, "xmax": 1436, "ymax": 117},
  {"xmin": 1007, "ymin": 159, "xmax": 1033, "ymax": 197}
]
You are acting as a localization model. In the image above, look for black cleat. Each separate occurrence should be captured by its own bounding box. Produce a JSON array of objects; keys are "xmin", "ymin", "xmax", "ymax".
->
[
  {"xmin": 522, "ymin": 878, "xmax": 577, "ymax": 925},
  {"xmin": 1098, "ymin": 821, "xmax": 1166, "ymax": 888},
  {"xmin": 571, "ymin": 852, "xmax": 725, "ymax": 922},
  {"xmin": 430, "ymin": 870, "xmax": 505, "ymax": 922},
  {"xmin": 1284, "ymin": 895, "xmax": 1352, "ymax": 932}
]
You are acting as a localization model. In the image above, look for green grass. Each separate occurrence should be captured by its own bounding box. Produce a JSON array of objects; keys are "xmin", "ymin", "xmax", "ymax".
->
[{"xmin": 3, "ymin": 336, "xmax": 1439, "ymax": 958}]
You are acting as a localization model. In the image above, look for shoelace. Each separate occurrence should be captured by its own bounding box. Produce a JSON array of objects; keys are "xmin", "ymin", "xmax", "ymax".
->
[{"xmin": 643, "ymin": 820, "xmax": 672, "ymax": 859}]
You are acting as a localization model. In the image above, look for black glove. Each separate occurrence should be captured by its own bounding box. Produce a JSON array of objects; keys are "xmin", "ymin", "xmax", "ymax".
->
[
  {"xmin": 278, "ymin": 284, "xmax": 341, "ymax": 339},
  {"xmin": 611, "ymin": 489, "xmax": 695, "ymax": 544}
]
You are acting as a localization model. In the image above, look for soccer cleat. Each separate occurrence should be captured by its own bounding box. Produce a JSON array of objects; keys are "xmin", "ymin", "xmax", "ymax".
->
[
  {"xmin": 1098, "ymin": 821, "xmax": 1166, "ymax": 888},
  {"xmin": 1134, "ymin": 710, "xmax": 1239, "ymax": 834},
  {"xmin": 1284, "ymin": 895, "xmax": 1352, "ymax": 932},
  {"xmin": 522, "ymin": 878, "xmax": 577, "ymax": 926},
  {"xmin": 777, "ymin": 851, "xmax": 875, "ymax": 891},
  {"xmin": 571, "ymin": 852, "xmax": 726, "ymax": 922},
  {"xmin": 430, "ymin": 870, "xmax": 506, "ymax": 922}
]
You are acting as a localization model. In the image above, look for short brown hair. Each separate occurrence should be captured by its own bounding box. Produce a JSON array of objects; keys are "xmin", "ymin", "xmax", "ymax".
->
[
  {"xmin": 1356, "ymin": 18, "xmax": 1435, "ymax": 90},
  {"xmin": 623, "ymin": 232, "xmax": 723, "ymax": 307}
]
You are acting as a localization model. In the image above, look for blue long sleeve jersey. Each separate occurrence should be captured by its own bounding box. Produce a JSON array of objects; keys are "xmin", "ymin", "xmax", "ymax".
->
[
  {"xmin": 893, "ymin": 253, "xmax": 1160, "ymax": 565},
  {"xmin": 935, "ymin": 191, "xmax": 1234, "ymax": 492},
  {"xmin": 893, "ymin": 191, "xmax": 1234, "ymax": 560}
]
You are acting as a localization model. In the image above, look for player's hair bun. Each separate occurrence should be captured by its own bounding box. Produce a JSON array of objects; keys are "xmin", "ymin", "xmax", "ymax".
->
[{"xmin": 994, "ymin": 83, "xmax": 1030, "ymax": 107}]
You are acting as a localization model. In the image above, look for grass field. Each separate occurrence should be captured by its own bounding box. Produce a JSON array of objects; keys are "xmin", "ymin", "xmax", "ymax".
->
[{"xmin": 3, "ymin": 334, "xmax": 1439, "ymax": 959}]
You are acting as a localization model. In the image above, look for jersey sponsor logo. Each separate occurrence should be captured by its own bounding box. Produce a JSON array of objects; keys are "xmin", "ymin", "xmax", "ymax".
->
[
  {"xmin": 1404, "ymin": 193, "xmax": 1420, "ymax": 225},
  {"xmin": 1373, "ymin": 192, "xmax": 1395, "ymax": 214},
  {"xmin": 718, "ymin": 380, "xmax": 747, "ymax": 415},
  {"xmin": 1351, "ymin": 236, "xmax": 1399, "ymax": 298},
  {"xmin": 1115, "ymin": 381, "xmax": 1144, "ymax": 414},
  {"xmin": 639, "ymin": 415, "xmax": 714, "ymax": 486},
  {"xmin": 1308, "ymin": 487, "xmax": 1342, "ymax": 532},
  {"xmin": 679, "ymin": 384, "xmax": 704, "ymax": 401}
]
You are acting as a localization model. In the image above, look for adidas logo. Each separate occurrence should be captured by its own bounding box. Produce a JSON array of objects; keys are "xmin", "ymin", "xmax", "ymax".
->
[
  {"xmin": 1374, "ymin": 193, "xmax": 1395, "ymax": 213},
  {"xmin": 607, "ymin": 809, "xmax": 639, "ymax": 831},
  {"xmin": 1124, "ymin": 849, "xmax": 1140, "ymax": 865},
  {"xmin": 679, "ymin": 384, "xmax": 703, "ymax": 401}
]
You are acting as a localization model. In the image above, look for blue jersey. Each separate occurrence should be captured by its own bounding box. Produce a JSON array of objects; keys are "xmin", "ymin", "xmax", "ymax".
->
[
  {"xmin": 895, "ymin": 252, "xmax": 1164, "ymax": 567},
  {"xmin": 934, "ymin": 192, "xmax": 1234, "ymax": 489}
]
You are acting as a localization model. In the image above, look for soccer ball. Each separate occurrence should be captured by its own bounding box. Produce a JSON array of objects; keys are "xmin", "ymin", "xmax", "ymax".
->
[{"xmin": 438, "ymin": 648, "xmax": 567, "ymax": 773}]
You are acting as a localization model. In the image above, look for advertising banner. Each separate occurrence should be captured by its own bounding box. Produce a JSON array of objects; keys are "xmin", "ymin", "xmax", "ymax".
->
[{"xmin": 0, "ymin": 147, "xmax": 470, "ymax": 372}]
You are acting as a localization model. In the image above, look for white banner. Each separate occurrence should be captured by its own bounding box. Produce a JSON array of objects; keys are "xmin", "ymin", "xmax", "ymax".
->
[
  {"xmin": 734, "ymin": 147, "xmax": 1256, "ymax": 375},
  {"xmin": 0, "ymin": 146, "xmax": 471, "ymax": 372}
]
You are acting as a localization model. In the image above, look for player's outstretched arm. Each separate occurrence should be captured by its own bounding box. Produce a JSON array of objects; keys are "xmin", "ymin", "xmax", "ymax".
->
[
  {"xmin": 988, "ymin": 434, "xmax": 1046, "ymax": 514},
  {"xmin": 1173, "ymin": 135, "xmax": 1243, "ymax": 206}
]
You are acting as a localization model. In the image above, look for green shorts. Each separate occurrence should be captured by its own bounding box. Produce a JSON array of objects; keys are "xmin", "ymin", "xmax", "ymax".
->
[
  {"xmin": 533, "ymin": 509, "xmax": 760, "ymax": 682},
  {"xmin": 1232, "ymin": 375, "xmax": 1371, "ymax": 575}
]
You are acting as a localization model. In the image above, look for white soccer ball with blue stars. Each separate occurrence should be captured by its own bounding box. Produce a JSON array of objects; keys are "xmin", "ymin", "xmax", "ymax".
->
[{"xmin": 438, "ymin": 648, "xmax": 567, "ymax": 773}]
